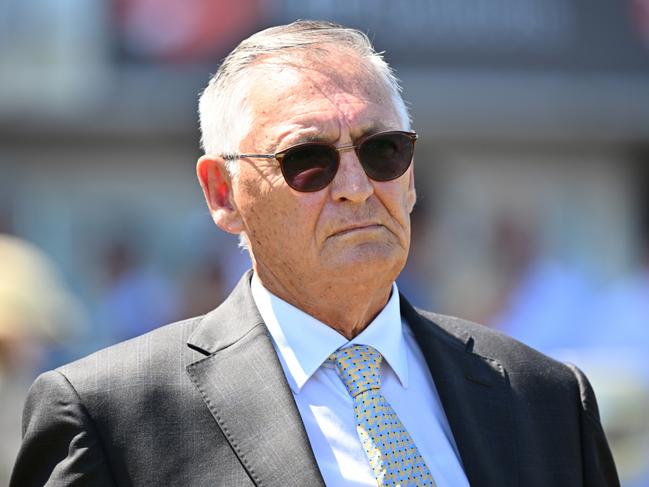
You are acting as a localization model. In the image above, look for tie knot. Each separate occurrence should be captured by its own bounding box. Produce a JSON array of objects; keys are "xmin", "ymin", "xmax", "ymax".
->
[{"xmin": 330, "ymin": 345, "xmax": 382, "ymax": 397}]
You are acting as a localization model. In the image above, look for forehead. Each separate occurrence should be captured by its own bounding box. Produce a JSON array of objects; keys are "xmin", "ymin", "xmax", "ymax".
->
[{"xmin": 242, "ymin": 50, "xmax": 402, "ymax": 147}]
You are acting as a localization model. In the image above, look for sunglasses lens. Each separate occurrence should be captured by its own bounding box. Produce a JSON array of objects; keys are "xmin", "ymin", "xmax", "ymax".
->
[
  {"xmin": 281, "ymin": 144, "xmax": 339, "ymax": 192},
  {"xmin": 278, "ymin": 132, "xmax": 415, "ymax": 192},
  {"xmin": 359, "ymin": 132, "xmax": 414, "ymax": 181}
]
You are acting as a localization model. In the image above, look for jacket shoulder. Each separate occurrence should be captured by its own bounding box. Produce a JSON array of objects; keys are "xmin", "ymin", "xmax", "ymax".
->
[
  {"xmin": 415, "ymin": 308, "xmax": 578, "ymax": 384},
  {"xmin": 56, "ymin": 316, "xmax": 205, "ymax": 394}
]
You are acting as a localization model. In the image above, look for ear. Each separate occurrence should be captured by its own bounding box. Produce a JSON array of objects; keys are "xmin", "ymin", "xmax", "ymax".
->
[
  {"xmin": 196, "ymin": 155, "xmax": 244, "ymax": 235},
  {"xmin": 406, "ymin": 164, "xmax": 417, "ymax": 213}
]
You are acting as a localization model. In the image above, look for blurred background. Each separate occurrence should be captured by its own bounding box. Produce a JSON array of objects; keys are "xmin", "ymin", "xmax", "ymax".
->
[{"xmin": 1, "ymin": 0, "xmax": 649, "ymax": 484}]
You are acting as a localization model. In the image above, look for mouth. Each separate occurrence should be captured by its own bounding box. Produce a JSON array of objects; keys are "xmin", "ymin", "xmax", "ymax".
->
[{"xmin": 331, "ymin": 223, "xmax": 384, "ymax": 237}]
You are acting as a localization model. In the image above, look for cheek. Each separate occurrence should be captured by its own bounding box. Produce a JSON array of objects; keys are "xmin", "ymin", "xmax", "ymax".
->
[
  {"xmin": 376, "ymin": 181, "xmax": 412, "ymax": 218},
  {"xmin": 240, "ymin": 184, "xmax": 325, "ymax": 249},
  {"xmin": 284, "ymin": 193, "xmax": 327, "ymax": 243}
]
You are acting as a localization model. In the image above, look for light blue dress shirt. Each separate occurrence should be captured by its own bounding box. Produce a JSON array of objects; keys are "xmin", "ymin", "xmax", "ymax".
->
[{"xmin": 251, "ymin": 275, "xmax": 469, "ymax": 486}]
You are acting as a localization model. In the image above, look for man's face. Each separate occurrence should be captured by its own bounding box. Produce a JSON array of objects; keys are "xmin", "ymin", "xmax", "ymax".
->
[{"xmin": 231, "ymin": 51, "xmax": 416, "ymax": 290}]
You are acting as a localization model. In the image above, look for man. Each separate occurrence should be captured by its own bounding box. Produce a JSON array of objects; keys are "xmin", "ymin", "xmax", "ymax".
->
[{"xmin": 11, "ymin": 20, "xmax": 619, "ymax": 486}]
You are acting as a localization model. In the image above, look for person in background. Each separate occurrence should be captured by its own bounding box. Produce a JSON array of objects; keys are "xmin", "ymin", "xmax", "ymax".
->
[{"xmin": 0, "ymin": 234, "xmax": 84, "ymax": 486}]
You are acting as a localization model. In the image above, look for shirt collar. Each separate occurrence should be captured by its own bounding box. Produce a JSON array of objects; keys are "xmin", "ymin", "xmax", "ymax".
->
[{"xmin": 251, "ymin": 273, "xmax": 408, "ymax": 393}]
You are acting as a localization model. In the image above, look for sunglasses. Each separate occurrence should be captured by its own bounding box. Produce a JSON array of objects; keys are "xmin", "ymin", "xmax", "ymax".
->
[{"xmin": 222, "ymin": 130, "xmax": 418, "ymax": 192}]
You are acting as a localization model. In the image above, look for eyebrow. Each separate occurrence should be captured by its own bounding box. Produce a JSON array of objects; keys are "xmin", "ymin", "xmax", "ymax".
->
[
  {"xmin": 270, "ymin": 122, "xmax": 394, "ymax": 153},
  {"xmin": 290, "ymin": 132, "xmax": 324, "ymax": 146},
  {"xmin": 264, "ymin": 132, "xmax": 322, "ymax": 154},
  {"xmin": 360, "ymin": 122, "xmax": 391, "ymax": 137}
]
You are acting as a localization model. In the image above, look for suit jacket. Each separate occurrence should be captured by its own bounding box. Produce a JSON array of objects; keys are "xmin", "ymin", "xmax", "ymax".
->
[{"xmin": 11, "ymin": 271, "xmax": 619, "ymax": 486}]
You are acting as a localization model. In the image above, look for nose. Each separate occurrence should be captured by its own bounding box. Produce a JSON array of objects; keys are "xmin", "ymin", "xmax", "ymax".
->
[{"xmin": 329, "ymin": 149, "xmax": 374, "ymax": 202}]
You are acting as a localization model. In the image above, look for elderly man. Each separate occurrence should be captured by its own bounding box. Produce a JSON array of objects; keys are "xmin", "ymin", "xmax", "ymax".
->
[{"xmin": 11, "ymin": 20, "xmax": 618, "ymax": 487}]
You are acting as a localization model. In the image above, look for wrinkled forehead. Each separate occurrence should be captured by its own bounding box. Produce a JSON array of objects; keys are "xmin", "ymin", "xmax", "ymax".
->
[{"xmin": 245, "ymin": 47, "xmax": 397, "ymax": 117}]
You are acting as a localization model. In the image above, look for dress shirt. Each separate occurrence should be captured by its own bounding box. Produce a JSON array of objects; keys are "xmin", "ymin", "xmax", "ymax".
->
[{"xmin": 251, "ymin": 274, "xmax": 470, "ymax": 487}]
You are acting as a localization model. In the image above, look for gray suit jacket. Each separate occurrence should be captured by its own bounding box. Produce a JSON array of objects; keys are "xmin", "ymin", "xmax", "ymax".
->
[{"xmin": 11, "ymin": 271, "xmax": 619, "ymax": 486}]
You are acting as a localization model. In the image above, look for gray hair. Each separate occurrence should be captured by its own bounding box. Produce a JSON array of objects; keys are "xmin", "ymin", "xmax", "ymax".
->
[{"xmin": 198, "ymin": 20, "xmax": 411, "ymax": 177}]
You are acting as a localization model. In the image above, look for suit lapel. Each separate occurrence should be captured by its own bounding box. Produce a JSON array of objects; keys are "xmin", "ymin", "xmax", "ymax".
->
[
  {"xmin": 402, "ymin": 296, "xmax": 518, "ymax": 487},
  {"xmin": 185, "ymin": 272, "xmax": 325, "ymax": 487}
]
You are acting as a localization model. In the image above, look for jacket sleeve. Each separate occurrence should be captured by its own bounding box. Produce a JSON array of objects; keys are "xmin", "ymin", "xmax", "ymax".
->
[
  {"xmin": 10, "ymin": 370, "xmax": 116, "ymax": 487},
  {"xmin": 566, "ymin": 363, "xmax": 620, "ymax": 487}
]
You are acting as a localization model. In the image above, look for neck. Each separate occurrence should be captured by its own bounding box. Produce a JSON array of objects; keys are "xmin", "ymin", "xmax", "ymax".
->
[{"xmin": 254, "ymin": 263, "xmax": 394, "ymax": 340}]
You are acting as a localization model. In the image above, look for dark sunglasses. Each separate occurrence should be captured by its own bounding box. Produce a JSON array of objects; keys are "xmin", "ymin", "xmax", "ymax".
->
[{"xmin": 222, "ymin": 130, "xmax": 418, "ymax": 192}]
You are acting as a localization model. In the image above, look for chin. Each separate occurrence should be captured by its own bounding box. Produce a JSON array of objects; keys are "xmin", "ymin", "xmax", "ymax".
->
[{"xmin": 327, "ymin": 243, "xmax": 406, "ymax": 280}]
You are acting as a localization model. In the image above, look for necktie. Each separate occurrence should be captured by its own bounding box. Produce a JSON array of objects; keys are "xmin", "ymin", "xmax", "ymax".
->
[{"xmin": 330, "ymin": 345, "xmax": 436, "ymax": 486}]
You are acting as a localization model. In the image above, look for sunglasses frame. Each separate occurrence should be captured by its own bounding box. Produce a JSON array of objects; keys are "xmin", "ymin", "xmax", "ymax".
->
[{"xmin": 222, "ymin": 130, "xmax": 418, "ymax": 192}]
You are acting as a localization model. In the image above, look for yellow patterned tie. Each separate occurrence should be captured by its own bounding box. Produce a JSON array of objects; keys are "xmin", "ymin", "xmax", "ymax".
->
[{"xmin": 330, "ymin": 345, "xmax": 436, "ymax": 486}]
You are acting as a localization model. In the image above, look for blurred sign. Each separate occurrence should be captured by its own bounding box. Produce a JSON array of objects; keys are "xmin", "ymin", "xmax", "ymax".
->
[
  {"xmin": 265, "ymin": 0, "xmax": 649, "ymax": 71},
  {"xmin": 273, "ymin": 0, "xmax": 576, "ymax": 53},
  {"xmin": 113, "ymin": 0, "xmax": 261, "ymax": 62},
  {"xmin": 629, "ymin": 0, "xmax": 649, "ymax": 48},
  {"xmin": 107, "ymin": 0, "xmax": 649, "ymax": 71}
]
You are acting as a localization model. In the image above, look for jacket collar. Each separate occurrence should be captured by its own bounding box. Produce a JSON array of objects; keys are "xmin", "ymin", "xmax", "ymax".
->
[{"xmin": 187, "ymin": 270, "xmax": 264, "ymax": 355}]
